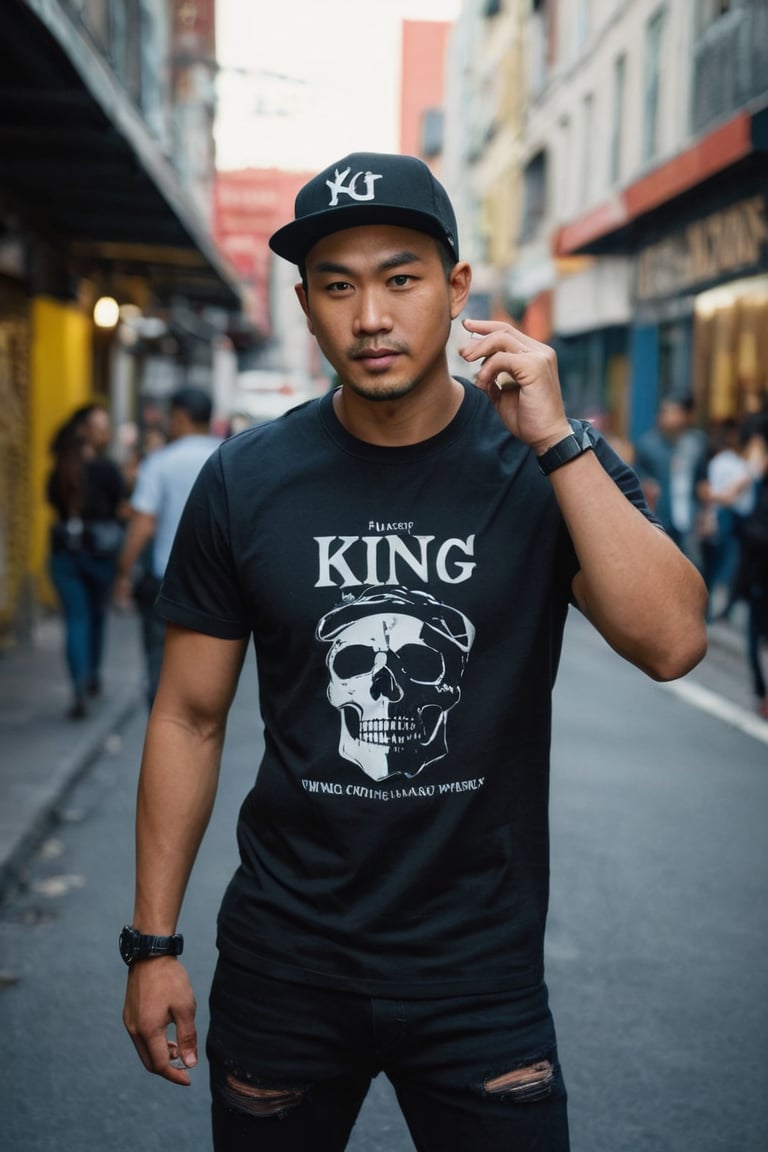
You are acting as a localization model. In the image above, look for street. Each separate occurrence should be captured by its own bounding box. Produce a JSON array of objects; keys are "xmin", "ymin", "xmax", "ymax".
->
[{"xmin": 0, "ymin": 612, "xmax": 766, "ymax": 1152}]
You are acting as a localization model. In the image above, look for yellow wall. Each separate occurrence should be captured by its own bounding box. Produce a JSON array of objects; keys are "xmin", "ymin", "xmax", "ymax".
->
[{"xmin": 29, "ymin": 297, "xmax": 93, "ymax": 603}]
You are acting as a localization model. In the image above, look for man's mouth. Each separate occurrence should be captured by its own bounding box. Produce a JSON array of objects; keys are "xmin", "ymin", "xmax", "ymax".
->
[{"xmin": 352, "ymin": 348, "xmax": 401, "ymax": 371}]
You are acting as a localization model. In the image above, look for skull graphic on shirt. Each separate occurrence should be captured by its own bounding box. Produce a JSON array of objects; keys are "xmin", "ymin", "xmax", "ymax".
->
[{"xmin": 317, "ymin": 587, "xmax": 475, "ymax": 782}]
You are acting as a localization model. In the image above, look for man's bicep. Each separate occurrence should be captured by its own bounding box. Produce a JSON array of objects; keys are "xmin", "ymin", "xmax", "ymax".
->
[{"xmin": 154, "ymin": 624, "xmax": 248, "ymax": 723}]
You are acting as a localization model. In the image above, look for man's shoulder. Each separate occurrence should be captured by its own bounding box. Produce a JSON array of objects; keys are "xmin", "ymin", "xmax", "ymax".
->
[
  {"xmin": 150, "ymin": 434, "xmax": 221, "ymax": 469},
  {"xmin": 179, "ymin": 434, "xmax": 223, "ymax": 462}
]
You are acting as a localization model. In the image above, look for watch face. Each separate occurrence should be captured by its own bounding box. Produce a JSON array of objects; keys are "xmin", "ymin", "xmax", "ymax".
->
[
  {"xmin": 119, "ymin": 926, "xmax": 138, "ymax": 964},
  {"xmin": 119, "ymin": 926, "xmax": 183, "ymax": 964}
]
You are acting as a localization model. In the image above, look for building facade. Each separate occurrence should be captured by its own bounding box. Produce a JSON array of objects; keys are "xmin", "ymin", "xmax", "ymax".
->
[
  {"xmin": 443, "ymin": 0, "xmax": 768, "ymax": 443},
  {"xmin": 0, "ymin": 0, "xmax": 243, "ymax": 643}
]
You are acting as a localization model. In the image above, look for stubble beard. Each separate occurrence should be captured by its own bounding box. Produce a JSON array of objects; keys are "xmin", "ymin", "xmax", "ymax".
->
[
  {"xmin": 341, "ymin": 340, "xmax": 445, "ymax": 404},
  {"xmin": 343, "ymin": 375, "xmax": 423, "ymax": 403}
]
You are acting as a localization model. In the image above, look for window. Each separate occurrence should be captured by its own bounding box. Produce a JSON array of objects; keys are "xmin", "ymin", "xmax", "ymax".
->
[
  {"xmin": 111, "ymin": 0, "xmax": 142, "ymax": 104},
  {"xmin": 529, "ymin": 0, "xmax": 552, "ymax": 94},
  {"xmin": 610, "ymin": 54, "xmax": 626, "ymax": 184},
  {"xmin": 643, "ymin": 8, "xmax": 665, "ymax": 163},
  {"xmin": 581, "ymin": 93, "xmax": 594, "ymax": 206},
  {"xmin": 575, "ymin": 0, "xmax": 592, "ymax": 54},
  {"xmin": 558, "ymin": 115, "xmax": 571, "ymax": 218},
  {"xmin": 695, "ymin": 0, "xmax": 732, "ymax": 35},
  {"xmin": 421, "ymin": 109, "xmax": 444, "ymax": 159},
  {"xmin": 521, "ymin": 151, "xmax": 548, "ymax": 241}
]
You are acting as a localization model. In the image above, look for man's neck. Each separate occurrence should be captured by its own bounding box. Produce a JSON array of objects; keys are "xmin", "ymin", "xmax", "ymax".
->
[{"xmin": 333, "ymin": 376, "xmax": 464, "ymax": 447}]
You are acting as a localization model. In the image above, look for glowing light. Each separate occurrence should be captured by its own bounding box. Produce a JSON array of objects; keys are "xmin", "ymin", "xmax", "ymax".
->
[{"xmin": 93, "ymin": 296, "xmax": 120, "ymax": 328}]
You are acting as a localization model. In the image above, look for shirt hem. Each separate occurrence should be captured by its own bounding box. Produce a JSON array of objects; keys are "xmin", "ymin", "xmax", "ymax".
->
[{"xmin": 216, "ymin": 935, "xmax": 544, "ymax": 999}]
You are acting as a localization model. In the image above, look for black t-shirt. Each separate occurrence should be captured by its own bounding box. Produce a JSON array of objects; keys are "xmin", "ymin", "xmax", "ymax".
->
[{"xmin": 159, "ymin": 381, "xmax": 654, "ymax": 997}]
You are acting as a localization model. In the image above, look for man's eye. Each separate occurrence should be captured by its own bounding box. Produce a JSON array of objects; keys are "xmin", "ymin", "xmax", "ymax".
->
[
  {"xmin": 327, "ymin": 281, "xmax": 352, "ymax": 293},
  {"xmin": 390, "ymin": 274, "xmax": 413, "ymax": 287}
]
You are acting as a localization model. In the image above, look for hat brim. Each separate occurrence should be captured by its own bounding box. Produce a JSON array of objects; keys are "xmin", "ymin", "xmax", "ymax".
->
[{"xmin": 269, "ymin": 204, "xmax": 457, "ymax": 266}]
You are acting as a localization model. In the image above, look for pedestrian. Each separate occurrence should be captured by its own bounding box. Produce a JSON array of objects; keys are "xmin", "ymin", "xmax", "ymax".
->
[
  {"xmin": 634, "ymin": 391, "xmax": 708, "ymax": 566},
  {"xmin": 697, "ymin": 417, "xmax": 756, "ymax": 620},
  {"xmin": 47, "ymin": 402, "xmax": 126, "ymax": 719},
  {"xmin": 114, "ymin": 387, "xmax": 221, "ymax": 708},
  {"xmin": 740, "ymin": 398, "xmax": 768, "ymax": 482},
  {"xmin": 732, "ymin": 430, "xmax": 768, "ymax": 718},
  {"xmin": 120, "ymin": 151, "xmax": 708, "ymax": 1151}
]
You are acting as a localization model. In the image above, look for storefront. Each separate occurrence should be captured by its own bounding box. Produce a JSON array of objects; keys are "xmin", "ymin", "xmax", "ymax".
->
[
  {"xmin": 554, "ymin": 102, "xmax": 768, "ymax": 442},
  {"xmin": 633, "ymin": 190, "xmax": 768, "ymax": 427}
]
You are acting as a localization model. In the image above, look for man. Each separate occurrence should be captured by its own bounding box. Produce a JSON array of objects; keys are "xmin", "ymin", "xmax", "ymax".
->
[
  {"xmin": 115, "ymin": 386, "xmax": 221, "ymax": 706},
  {"xmin": 634, "ymin": 391, "xmax": 708, "ymax": 564},
  {"xmin": 121, "ymin": 152, "xmax": 707, "ymax": 1151}
]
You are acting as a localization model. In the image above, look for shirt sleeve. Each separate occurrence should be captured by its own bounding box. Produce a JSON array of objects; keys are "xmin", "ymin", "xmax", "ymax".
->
[
  {"xmin": 587, "ymin": 422, "xmax": 661, "ymax": 526},
  {"xmin": 155, "ymin": 450, "xmax": 251, "ymax": 640},
  {"xmin": 130, "ymin": 452, "xmax": 163, "ymax": 517}
]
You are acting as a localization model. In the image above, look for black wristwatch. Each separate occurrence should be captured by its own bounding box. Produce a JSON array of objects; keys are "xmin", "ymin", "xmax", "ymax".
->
[
  {"xmin": 536, "ymin": 420, "xmax": 594, "ymax": 476},
  {"xmin": 119, "ymin": 925, "xmax": 184, "ymax": 966}
]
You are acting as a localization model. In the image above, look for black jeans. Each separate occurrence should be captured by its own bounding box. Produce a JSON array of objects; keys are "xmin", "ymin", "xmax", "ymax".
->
[{"xmin": 208, "ymin": 957, "xmax": 569, "ymax": 1152}]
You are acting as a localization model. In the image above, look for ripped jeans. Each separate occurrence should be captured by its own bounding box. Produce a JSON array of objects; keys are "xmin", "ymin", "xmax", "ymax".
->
[{"xmin": 207, "ymin": 957, "xmax": 569, "ymax": 1152}]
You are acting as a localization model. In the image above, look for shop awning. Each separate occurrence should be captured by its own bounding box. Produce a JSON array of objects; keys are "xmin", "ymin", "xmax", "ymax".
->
[
  {"xmin": 2, "ymin": 0, "xmax": 242, "ymax": 310},
  {"xmin": 554, "ymin": 106, "xmax": 768, "ymax": 258}
]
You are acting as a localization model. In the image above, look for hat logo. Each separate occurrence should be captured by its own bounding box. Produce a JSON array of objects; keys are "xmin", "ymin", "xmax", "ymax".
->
[{"xmin": 326, "ymin": 166, "xmax": 382, "ymax": 206}]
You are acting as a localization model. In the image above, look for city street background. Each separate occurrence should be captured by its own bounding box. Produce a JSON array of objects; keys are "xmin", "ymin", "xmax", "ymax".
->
[
  {"xmin": 0, "ymin": 606, "xmax": 765, "ymax": 1151},
  {"xmin": 1, "ymin": 3, "xmax": 767, "ymax": 1148}
]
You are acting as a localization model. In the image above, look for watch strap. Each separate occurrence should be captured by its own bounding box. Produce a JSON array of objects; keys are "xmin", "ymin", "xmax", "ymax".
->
[
  {"xmin": 137, "ymin": 932, "xmax": 183, "ymax": 957},
  {"xmin": 120, "ymin": 924, "xmax": 184, "ymax": 965},
  {"xmin": 536, "ymin": 419, "xmax": 594, "ymax": 476}
]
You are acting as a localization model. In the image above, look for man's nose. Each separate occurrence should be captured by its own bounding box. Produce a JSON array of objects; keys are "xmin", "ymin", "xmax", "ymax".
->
[{"xmin": 353, "ymin": 288, "xmax": 393, "ymax": 334}]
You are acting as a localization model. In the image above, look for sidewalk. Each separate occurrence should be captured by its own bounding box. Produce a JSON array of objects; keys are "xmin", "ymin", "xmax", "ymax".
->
[{"xmin": 0, "ymin": 607, "xmax": 144, "ymax": 900}]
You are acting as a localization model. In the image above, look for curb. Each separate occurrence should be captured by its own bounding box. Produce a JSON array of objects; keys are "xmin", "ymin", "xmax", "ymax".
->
[{"xmin": 0, "ymin": 691, "xmax": 141, "ymax": 903}]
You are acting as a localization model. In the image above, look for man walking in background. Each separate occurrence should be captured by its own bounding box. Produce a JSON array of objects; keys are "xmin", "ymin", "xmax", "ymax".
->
[
  {"xmin": 115, "ymin": 386, "xmax": 221, "ymax": 707},
  {"xmin": 635, "ymin": 391, "xmax": 708, "ymax": 566}
]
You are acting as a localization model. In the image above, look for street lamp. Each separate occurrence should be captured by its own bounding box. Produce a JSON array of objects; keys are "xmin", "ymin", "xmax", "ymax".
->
[{"xmin": 93, "ymin": 295, "xmax": 120, "ymax": 328}]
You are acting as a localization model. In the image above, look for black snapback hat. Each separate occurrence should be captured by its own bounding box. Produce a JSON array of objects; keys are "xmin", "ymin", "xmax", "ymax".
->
[{"xmin": 269, "ymin": 152, "xmax": 459, "ymax": 266}]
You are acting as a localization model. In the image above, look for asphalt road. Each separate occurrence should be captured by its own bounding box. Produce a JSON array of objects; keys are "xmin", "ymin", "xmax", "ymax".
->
[{"xmin": 0, "ymin": 613, "xmax": 766, "ymax": 1151}]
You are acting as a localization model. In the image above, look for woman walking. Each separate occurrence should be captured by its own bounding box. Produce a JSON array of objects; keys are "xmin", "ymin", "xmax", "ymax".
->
[{"xmin": 47, "ymin": 403, "xmax": 126, "ymax": 718}]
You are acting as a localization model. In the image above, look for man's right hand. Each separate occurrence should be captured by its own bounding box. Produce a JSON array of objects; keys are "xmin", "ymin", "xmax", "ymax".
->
[{"xmin": 122, "ymin": 957, "xmax": 198, "ymax": 1085}]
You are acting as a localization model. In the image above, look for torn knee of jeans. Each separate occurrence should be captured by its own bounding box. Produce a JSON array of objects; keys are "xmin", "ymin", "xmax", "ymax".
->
[
  {"xmin": 483, "ymin": 1058, "xmax": 554, "ymax": 1104},
  {"xmin": 221, "ymin": 1072, "xmax": 307, "ymax": 1119}
]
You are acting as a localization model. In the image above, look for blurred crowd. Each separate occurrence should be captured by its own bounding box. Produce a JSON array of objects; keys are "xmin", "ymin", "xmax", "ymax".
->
[
  {"xmin": 584, "ymin": 395, "xmax": 768, "ymax": 719},
  {"xmin": 45, "ymin": 389, "xmax": 221, "ymax": 721}
]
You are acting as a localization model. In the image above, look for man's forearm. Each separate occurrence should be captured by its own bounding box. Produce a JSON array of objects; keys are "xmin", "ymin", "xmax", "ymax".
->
[
  {"xmin": 552, "ymin": 451, "xmax": 708, "ymax": 680},
  {"xmin": 132, "ymin": 716, "xmax": 223, "ymax": 932},
  {"xmin": 118, "ymin": 512, "xmax": 157, "ymax": 581}
]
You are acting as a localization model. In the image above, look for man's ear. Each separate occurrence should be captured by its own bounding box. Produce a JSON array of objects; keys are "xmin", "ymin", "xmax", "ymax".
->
[
  {"xmin": 294, "ymin": 283, "xmax": 315, "ymax": 334},
  {"xmin": 449, "ymin": 261, "xmax": 472, "ymax": 320}
]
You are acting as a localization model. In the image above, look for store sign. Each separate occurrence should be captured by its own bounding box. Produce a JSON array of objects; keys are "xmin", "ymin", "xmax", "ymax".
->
[{"xmin": 635, "ymin": 195, "xmax": 768, "ymax": 301}]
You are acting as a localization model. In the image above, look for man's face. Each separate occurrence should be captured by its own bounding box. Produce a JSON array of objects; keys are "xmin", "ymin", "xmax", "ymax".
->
[
  {"xmin": 86, "ymin": 407, "xmax": 111, "ymax": 452},
  {"xmin": 296, "ymin": 224, "xmax": 469, "ymax": 403},
  {"xmin": 659, "ymin": 401, "xmax": 689, "ymax": 437}
]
